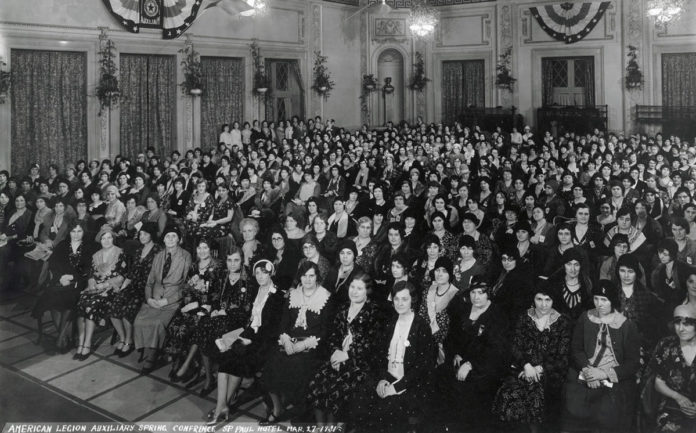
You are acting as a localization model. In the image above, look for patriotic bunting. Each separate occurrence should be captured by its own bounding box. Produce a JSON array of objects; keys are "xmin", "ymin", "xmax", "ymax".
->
[{"xmin": 529, "ymin": 1, "xmax": 611, "ymax": 44}]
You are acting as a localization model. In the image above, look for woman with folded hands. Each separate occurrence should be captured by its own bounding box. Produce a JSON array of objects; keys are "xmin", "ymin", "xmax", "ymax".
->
[
  {"xmin": 206, "ymin": 259, "xmax": 284, "ymax": 424},
  {"xmin": 260, "ymin": 261, "xmax": 334, "ymax": 424},
  {"xmin": 166, "ymin": 237, "xmax": 222, "ymax": 385},
  {"xmin": 75, "ymin": 227, "xmax": 128, "ymax": 360}
]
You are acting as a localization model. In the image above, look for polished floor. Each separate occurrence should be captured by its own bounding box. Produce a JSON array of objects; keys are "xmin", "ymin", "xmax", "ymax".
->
[{"xmin": 0, "ymin": 290, "xmax": 278, "ymax": 427}]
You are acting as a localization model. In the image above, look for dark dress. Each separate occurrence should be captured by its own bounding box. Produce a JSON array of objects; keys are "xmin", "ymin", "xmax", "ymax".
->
[
  {"xmin": 198, "ymin": 197, "xmax": 235, "ymax": 239},
  {"xmin": 438, "ymin": 300, "xmax": 509, "ymax": 428},
  {"xmin": 164, "ymin": 259, "xmax": 223, "ymax": 358},
  {"xmin": 489, "ymin": 266, "xmax": 535, "ymax": 326},
  {"xmin": 493, "ymin": 309, "xmax": 572, "ymax": 426},
  {"xmin": 307, "ymin": 301, "xmax": 382, "ymax": 418},
  {"xmin": 645, "ymin": 336, "xmax": 696, "ymax": 433},
  {"xmin": 561, "ymin": 310, "xmax": 641, "ymax": 433},
  {"xmin": 351, "ymin": 314, "xmax": 435, "ymax": 433},
  {"xmin": 32, "ymin": 240, "xmax": 96, "ymax": 317},
  {"xmin": 261, "ymin": 286, "xmax": 333, "ymax": 407},
  {"xmin": 109, "ymin": 244, "xmax": 160, "ymax": 323},
  {"xmin": 76, "ymin": 249, "xmax": 129, "ymax": 326},
  {"xmin": 183, "ymin": 193, "xmax": 214, "ymax": 246},
  {"xmin": 218, "ymin": 287, "xmax": 284, "ymax": 378},
  {"xmin": 194, "ymin": 272, "xmax": 254, "ymax": 358}
]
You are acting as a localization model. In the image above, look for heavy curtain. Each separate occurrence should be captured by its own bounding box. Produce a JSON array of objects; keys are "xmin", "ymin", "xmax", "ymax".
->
[
  {"xmin": 662, "ymin": 53, "xmax": 696, "ymax": 107},
  {"xmin": 576, "ymin": 57, "xmax": 595, "ymax": 106},
  {"xmin": 541, "ymin": 58, "xmax": 556, "ymax": 106},
  {"xmin": 441, "ymin": 60, "xmax": 485, "ymax": 124},
  {"xmin": 11, "ymin": 49, "xmax": 87, "ymax": 176},
  {"xmin": 290, "ymin": 61, "xmax": 306, "ymax": 119},
  {"xmin": 119, "ymin": 54, "xmax": 176, "ymax": 159},
  {"xmin": 200, "ymin": 56, "xmax": 244, "ymax": 148}
]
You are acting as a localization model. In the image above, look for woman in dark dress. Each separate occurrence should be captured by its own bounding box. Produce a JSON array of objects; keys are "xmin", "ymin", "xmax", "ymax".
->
[
  {"xmin": 308, "ymin": 272, "xmax": 382, "ymax": 425},
  {"xmin": 166, "ymin": 238, "xmax": 223, "ymax": 383},
  {"xmin": 323, "ymin": 239, "xmax": 363, "ymax": 307},
  {"xmin": 193, "ymin": 247, "xmax": 254, "ymax": 396},
  {"xmin": 183, "ymin": 179, "xmax": 215, "ymax": 250},
  {"xmin": 261, "ymin": 261, "xmax": 333, "ymax": 423},
  {"xmin": 492, "ymin": 287, "xmax": 572, "ymax": 432},
  {"xmin": 266, "ymin": 228, "xmax": 301, "ymax": 293},
  {"xmin": 207, "ymin": 259, "xmax": 284, "ymax": 424},
  {"xmin": 75, "ymin": 227, "xmax": 129, "ymax": 360},
  {"xmin": 545, "ymin": 248, "xmax": 594, "ymax": 323},
  {"xmin": 561, "ymin": 280, "xmax": 641, "ymax": 433},
  {"xmin": 32, "ymin": 221, "xmax": 96, "ymax": 350},
  {"xmin": 644, "ymin": 304, "xmax": 696, "ymax": 433},
  {"xmin": 198, "ymin": 181, "xmax": 236, "ymax": 240},
  {"xmin": 109, "ymin": 222, "xmax": 160, "ymax": 357},
  {"xmin": 437, "ymin": 280, "xmax": 509, "ymax": 431},
  {"xmin": 351, "ymin": 281, "xmax": 435, "ymax": 433},
  {"xmin": 489, "ymin": 246, "xmax": 535, "ymax": 326}
]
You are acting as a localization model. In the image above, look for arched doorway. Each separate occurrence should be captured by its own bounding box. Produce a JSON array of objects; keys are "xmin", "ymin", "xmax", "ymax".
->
[{"xmin": 376, "ymin": 49, "xmax": 404, "ymax": 125}]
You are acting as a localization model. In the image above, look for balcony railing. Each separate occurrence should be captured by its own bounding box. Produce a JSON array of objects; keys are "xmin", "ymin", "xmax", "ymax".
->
[{"xmin": 537, "ymin": 105, "xmax": 608, "ymax": 135}]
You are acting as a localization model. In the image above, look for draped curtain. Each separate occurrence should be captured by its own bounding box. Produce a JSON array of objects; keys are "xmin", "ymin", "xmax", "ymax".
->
[
  {"xmin": 662, "ymin": 53, "xmax": 696, "ymax": 107},
  {"xmin": 541, "ymin": 58, "xmax": 556, "ymax": 106},
  {"xmin": 441, "ymin": 60, "xmax": 485, "ymax": 124},
  {"xmin": 11, "ymin": 49, "xmax": 87, "ymax": 176},
  {"xmin": 579, "ymin": 57, "xmax": 595, "ymax": 107},
  {"xmin": 119, "ymin": 54, "xmax": 176, "ymax": 159},
  {"xmin": 290, "ymin": 60, "xmax": 306, "ymax": 119},
  {"xmin": 200, "ymin": 56, "xmax": 244, "ymax": 149}
]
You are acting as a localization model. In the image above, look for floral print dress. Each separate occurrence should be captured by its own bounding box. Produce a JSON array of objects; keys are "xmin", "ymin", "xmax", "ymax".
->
[
  {"xmin": 198, "ymin": 197, "xmax": 235, "ymax": 239},
  {"xmin": 183, "ymin": 193, "xmax": 214, "ymax": 246},
  {"xmin": 164, "ymin": 259, "xmax": 222, "ymax": 358},
  {"xmin": 109, "ymin": 244, "xmax": 160, "ymax": 323},
  {"xmin": 194, "ymin": 271, "xmax": 254, "ymax": 358},
  {"xmin": 77, "ymin": 249, "xmax": 129, "ymax": 326},
  {"xmin": 646, "ymin": 336, "xmax": 696, "ymax": 433}
]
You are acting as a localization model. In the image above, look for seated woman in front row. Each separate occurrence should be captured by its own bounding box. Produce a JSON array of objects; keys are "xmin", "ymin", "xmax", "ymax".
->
[
  {"xmin": 206, "ymin": 259, "xmax": 284, "ymax": 424},
  {"xmin": 351, "ymin": 281, "xmax": 435, "ymax": 433},
  {"xmin": 645, "ymin": 304, "xmax": 696, "ymax": 433}
]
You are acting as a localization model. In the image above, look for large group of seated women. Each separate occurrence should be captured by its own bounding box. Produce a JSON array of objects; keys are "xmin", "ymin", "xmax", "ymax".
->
[{"xmin": 1, "ymin": 117, "xmax": 696, "ymax": 432}]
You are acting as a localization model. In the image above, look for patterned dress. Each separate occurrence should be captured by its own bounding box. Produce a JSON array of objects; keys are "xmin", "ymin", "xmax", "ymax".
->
[
  {"xmin": 164, "ymin": 259, "xmax": 222, "ymax": 358},
  {"xmin": 307, "ymin": 301, "xmax": 382, "ymax": 418},
  {"xmin": 493, "ymin": 309, "xmax": 572, "ymax": 426},
  {"xmin": 183, "ymin": 193, "xmax": 214, "ymax": 247},
  {"xmin": 76, "ymin": 248, "xmax": 129, "ymax": 326},
  {"xmin": 193, "ymin": 271, "xmax": 254, "ymax": 358},
  {"xmin": 646, "ymin": 336, "xmax": 696, "ymax": 433},
  {"xmin": 109, "ymin": 244, "xmax": 160, "ymax": 323},
  {"xmin": 198, "ymin": 197, "xmax": 235, "ymax": 239}
]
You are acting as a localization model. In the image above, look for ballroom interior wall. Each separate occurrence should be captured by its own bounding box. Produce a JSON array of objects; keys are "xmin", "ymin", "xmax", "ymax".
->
[{"xmin": 0, "ymin": 0, "xmax": 695, "ymax": 171}]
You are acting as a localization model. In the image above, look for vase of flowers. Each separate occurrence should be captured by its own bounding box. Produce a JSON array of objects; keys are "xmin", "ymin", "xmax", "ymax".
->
[
  {"xmin": 95, "ymin": 35, "xmax": 124, "ymax": 115},
  {"xmin": 495, "ymin": 47, "xmax": 516, "ymax": 91},
  {"xmin": 625, "ymin": 45, "xmax": 643, "ymax": 90},
  {"xmin": 311, "ymin": 51, "xmax": 335, "ymax": 98},
  {"xmin": 179, "ymin": 42, "xmax": 204, "ymax": 96},
  {"xmin": 363, "ymin": 74, "xmax": 378, "ymax": 92},
  {"xmin": 0, "ymin": 58, "xmax": 10, "ymax": 104},
  {"xmin": 250, "ymin": 39, "xmax": 270, "ymax": 96},
  {"xmin": 408, "ymin": 52, "xmax": 430, "ymax": 92}
]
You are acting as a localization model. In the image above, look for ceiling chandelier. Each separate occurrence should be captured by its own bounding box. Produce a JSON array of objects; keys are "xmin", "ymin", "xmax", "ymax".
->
[
  {"xmin": 646, "ymin": 0, "xmax": 685, "ymax": 23},
  {"xmin": 240, "ymin": 0, "xmax": 268, "ymax": 17},
  {"xmin": 408, "ymin": 0, "xmax": 438, "ymax": 38}
]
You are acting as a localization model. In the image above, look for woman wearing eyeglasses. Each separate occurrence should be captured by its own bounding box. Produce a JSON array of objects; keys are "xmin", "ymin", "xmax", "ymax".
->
[{"xmin": 644, "ymin": 304, "xmax": 696, "ymax": 433}]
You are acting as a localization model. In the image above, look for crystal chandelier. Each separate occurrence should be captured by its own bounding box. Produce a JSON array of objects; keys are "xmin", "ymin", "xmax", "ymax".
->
[
  {"xmin": 646, "ymin": 0, "xmax": 685, "ymax": 23},
  {"xmin": 408, "ymin": 0, "xmax": 438, "ymax": 38},
  {"xmin": 240, "ymin": 0, "xmax": 268, "ymax": 17}
]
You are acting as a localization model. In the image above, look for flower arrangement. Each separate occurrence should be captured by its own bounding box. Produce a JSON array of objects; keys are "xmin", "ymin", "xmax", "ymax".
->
[
  {"xmin": 178, "ymin": 42, "xmax": 204, "ymax": 96},
  {"xmin": 188, "ymin": 274, "xmax": 210, "ymax": 294},
  {"xmin": 495, "ymin": 47, "xmax": 516, "ymax": 91},
  {"xmin": 362, "ymin": 73, "xmax": 378, "ymax": 91},
  {"xmin": 625, "ymin": 45, "xmax": 643, "ymax": 90},
  {"xmin": 0, "ymin": 58, "xmax": 10, "ymax": 104},
  {"xmin": 311, "ymin": 51, "xmax": 335, "ymax": 98},
  {"xmin": 95, "ymin": 36, "xmax": 123, "ymax": 115},
  {"xmin": 250, "ymin": 39, "xmax": 270, "ymax": 96},
  {"xmin": 408, "ymin": 52, "xmax": 430, "ymax": 91}
]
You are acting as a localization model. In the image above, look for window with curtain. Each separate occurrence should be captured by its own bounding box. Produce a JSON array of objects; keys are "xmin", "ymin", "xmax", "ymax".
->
[
  {"xmin": 662, "ymin": 52, "xmax": 696, "ymax": 107},
  {"xmin": 10, "ymin": 49, "xmax": 87, "ymax": 176},
  {"xmin": 441, "ymin": 60, "xmax": 485, "ymax": 125},
  {"xmin": 200, "ymin": 56, "xmax": 244, "ymax": 149},
  {"xmin": 265, "ymin": 59, "xmax": 305, "ymax": 122},
  {"xmin": 541, "ymin": 56, "xmax": 594, "ymax": 106},
  {"xmin": 119, "ymin": 54, "xmax": 176, "ymax": 159}
]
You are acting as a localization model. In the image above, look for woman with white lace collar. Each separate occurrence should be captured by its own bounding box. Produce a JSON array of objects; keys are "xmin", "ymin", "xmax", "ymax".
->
[{"xmin": 260, "ymin": 261, "xmax": 333, "ymax": 424}]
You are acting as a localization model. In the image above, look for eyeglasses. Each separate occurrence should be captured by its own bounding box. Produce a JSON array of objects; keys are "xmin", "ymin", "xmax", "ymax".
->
[
  {"xmin": 501, "ymin": 256, "xmax": 516, "ymax": 262},
  {"xmin": 271, "ymin": 237, "xmax": 283, "ymax": 241}
]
